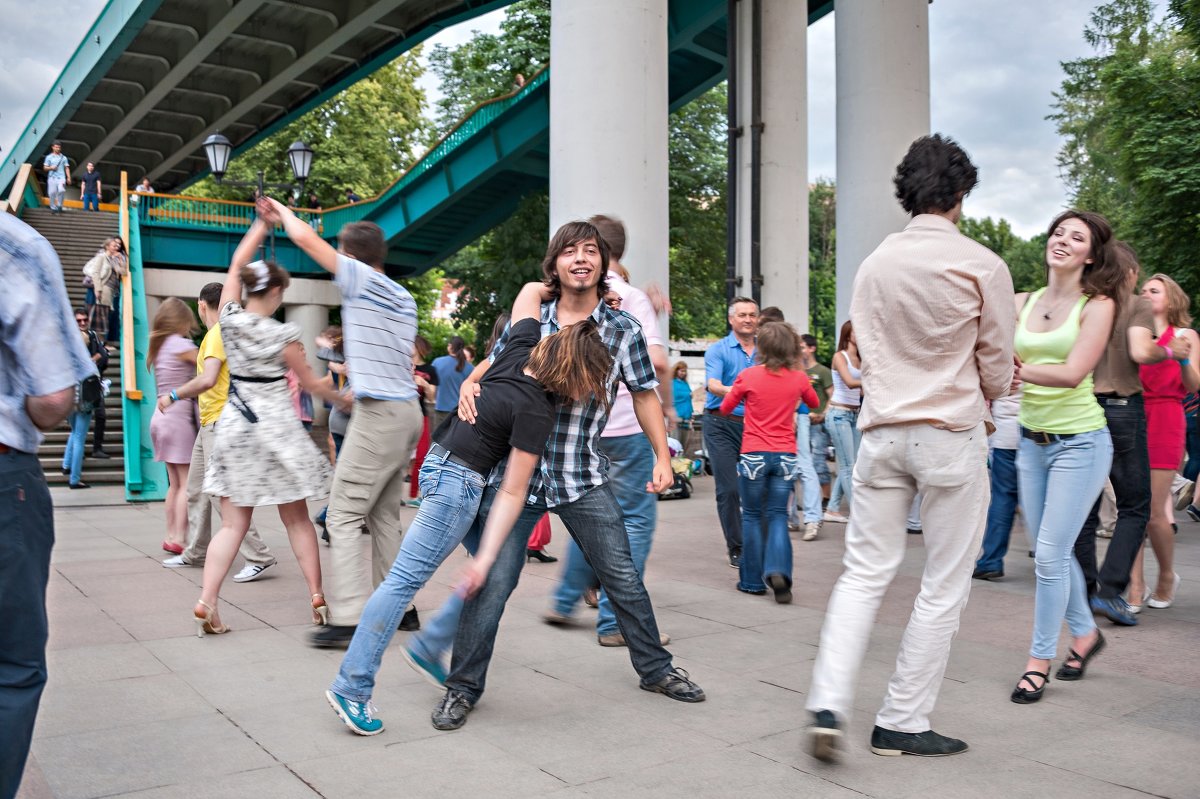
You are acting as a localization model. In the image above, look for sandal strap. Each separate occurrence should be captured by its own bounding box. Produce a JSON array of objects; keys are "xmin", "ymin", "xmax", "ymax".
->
[
  {"xmin": 1064, "ymin": 648, "xmax": 1084, "ymax": 666},
  {"xmin": 1019, "ymin": 670, "xmax": 1049, "ymax": 690}
]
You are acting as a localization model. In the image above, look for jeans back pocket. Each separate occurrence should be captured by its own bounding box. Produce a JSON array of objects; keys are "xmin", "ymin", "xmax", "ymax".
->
[{"xmin": 737, "ymin": 453, "xmax": 766, "ymax": 480}]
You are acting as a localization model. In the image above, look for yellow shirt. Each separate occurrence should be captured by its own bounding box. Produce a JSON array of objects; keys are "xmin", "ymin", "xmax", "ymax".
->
[{"xmin": 197, "ymin": 324, "xmax": 230, "ymax": 426}]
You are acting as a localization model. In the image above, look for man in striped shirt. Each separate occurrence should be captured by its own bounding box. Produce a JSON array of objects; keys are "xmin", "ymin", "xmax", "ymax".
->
[{"xmin": 265, "ymin": 199, "xmax": 424, "ymax": 648}]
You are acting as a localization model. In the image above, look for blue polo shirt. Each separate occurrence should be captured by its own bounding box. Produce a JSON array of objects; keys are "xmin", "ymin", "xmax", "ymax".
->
[{"xmin": 704, "ymin": 332, "xmax": 756, "ymax": 415}]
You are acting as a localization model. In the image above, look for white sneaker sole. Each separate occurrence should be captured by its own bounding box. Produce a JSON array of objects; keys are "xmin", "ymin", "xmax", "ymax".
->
[{"xmin": 232, "ymin": 562, "xmax": 276, "ymax": 583}]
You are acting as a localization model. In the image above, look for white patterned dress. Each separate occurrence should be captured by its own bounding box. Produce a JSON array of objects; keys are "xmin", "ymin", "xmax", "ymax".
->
[{"xmin": 204, "ymin": 301, "xmax": 332, "ymax": 506}]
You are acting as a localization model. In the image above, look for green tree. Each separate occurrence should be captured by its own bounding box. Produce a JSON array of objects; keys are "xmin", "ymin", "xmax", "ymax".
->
[
  {"xmin": 959, "ymin": 215, "xmax": 1046, "ymax": 292},
  {"xmin": 807, "ymin": 179, "xmax": 837, "ymax": 361}
]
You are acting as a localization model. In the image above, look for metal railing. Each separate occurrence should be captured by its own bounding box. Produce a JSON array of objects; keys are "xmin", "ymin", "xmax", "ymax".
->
[
  {"xmin": 119, "ymin": 172, "xmax": 140, "ymax": 402},
  {"xmin": 138, "ymin": 193, "xmax": 322, "ymax": 233}
]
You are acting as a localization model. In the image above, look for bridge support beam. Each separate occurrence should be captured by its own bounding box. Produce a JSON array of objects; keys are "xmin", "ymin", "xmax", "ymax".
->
[
  {"xmin": 549, "ymin": 0, "xmax": 670, "ymax": 310},
  {"xmin": 834, "ymin": 0, "xmax": 930, "ymax": 327}
]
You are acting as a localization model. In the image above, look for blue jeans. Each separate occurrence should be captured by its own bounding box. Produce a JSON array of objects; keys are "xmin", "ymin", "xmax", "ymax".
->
[
  {"xmin": 701, "ymin": 413, "xmax": 744, "ymax": 554},
  {"xmin": 976, "ymin": 448, "xmax": 1018, "ymax": 573},
  {"xmin": 330, "ymin": 448, "xmax": 486, "ymax": 702},
  {"xmin": 446, "ymin": 482, "xmax": 673, "ymax": 704},
  {"xmin": 553, "ymin": 433, "xmax": 656, "ymax": 636},
  {"xmin": 61, "ymin": 410, "xmax": 93, "ymax": 485},
  {"xmin": 810, "ymin": 420, "xmax": 832, "ymax": 486},
  {"xmin": 0, "ymin": 451, "xmax": 54, "ymax": 799},
  {"xmin": 737, "ymin": 452, "xmax": 800, "ymax": 591},
  {"xmin": 1017, "ymin": 429, "xmax": 1112, "ymax": 659},
  {"xmin": 1185, "ymin": 405, "xmax": 1199, "ymax": 482},
  {"xmin": 82, "ymin": 192, "xmax": 99, "ymax": 211},
  {"xmin": 788, "ymin": 415, "xmax": 822, "ymax": 524},
  {"xmin": 826, "ymin": 408, "xmax": 861, "ymax": 513}
]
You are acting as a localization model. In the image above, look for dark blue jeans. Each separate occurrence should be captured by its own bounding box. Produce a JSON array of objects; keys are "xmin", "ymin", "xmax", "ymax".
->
[
  {"xmin": 976, "ymin": 448, "xmax": 1018, "ymax": 573},
  {"xmin": 445, "ymin": 482, "xmax": 673, "ymax": 704},
  {"xmin": 0, "ymin": 451, "xmax": 55, "ymax": 799},
  {"xmin": 1184, "ymin": 406, "xmax": 1199, "ymax": 483},
  {"xmin": 81, "ymin": 192, "xmax": 99, "ymax": 211},
  {"xmin": 701, "ymin": 413, "xmax": 744, "ymax": 554},
  {"xmin": 737, "ymin": 452, "xmax": 800, "ymax": 591}
]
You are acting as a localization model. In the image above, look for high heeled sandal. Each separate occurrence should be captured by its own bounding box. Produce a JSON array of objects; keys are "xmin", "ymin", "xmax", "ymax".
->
[
  {"xmin": 1010, "ymin": 670, "xmax": 1049, "ymax": 704},
  {"xmin": 312, "ymin": 593, "xmax": 329, "ymax": 626},
  {"xmin": 194, "ymin": 600, "xmax": 230, "ymax": 638},
  {"xmin": 1055, "ymin": 630, "xmax": 1105, "ymax": 680},
  {"xmin": 1147, "ymin": 573, "xmax": 1181, "ymax": 609}
]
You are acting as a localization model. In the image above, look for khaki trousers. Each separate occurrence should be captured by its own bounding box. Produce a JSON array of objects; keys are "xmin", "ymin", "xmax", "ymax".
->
[
  {"xmin": 807, "ymin": 422, "xmax": 989, "ymax": 733},
  {"xmin": 325, "ymin": 397, "xmax": 423, "ymax": 626},
  {"xmin": 183, "ymin": 423, "xmax": 273, "ymax": 565}
]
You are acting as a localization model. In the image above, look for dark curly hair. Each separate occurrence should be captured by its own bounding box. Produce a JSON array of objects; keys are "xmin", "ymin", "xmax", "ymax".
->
[
  {"xmin": 541, "ymin": 220, "xmax": 610, "ymax": 300},
  {"xmin": 893, "ymin": 134, "xmax": 979, "ymax": 215}
]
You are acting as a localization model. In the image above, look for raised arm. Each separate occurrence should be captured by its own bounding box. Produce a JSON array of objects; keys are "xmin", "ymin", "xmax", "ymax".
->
[
  {"xmin": 221, "ymin": 217, "xmax": 273, "ymax": 309},
  {"xmin": 263, "ymin": 197, "xmax": 339, "ymax": 273}
]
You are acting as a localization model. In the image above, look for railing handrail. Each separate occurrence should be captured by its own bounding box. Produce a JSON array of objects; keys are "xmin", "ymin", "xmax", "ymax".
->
[
  {"xmin": 2, "ymin": 163, "xmax": 33, "ymax": 215},
  {"xmin": 144, "ymin": 192, "xmax": 319, "ymax": 212},
  {"xmin": 119, "ymin": 171, "xmax": 141, "ymax": 401}
]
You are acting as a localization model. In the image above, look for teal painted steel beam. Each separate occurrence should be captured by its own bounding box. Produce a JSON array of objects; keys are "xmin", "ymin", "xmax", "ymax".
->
[{"xmin": 0, "ymin": 0, "xmax": 166, "ymax": 195}]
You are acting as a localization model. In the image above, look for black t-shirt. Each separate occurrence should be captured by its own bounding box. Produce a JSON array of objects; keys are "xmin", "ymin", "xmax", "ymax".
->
[
  {"xmin": 415, "ymin": 362, "xmax": 438, "ymax": 416},
  {"xmin": 80, "ymin": 171, "xmax": 102, "ymax": 193},
  {"xmin": 433, "ymin": 318, "xmax": 555, "ymax": 474}
]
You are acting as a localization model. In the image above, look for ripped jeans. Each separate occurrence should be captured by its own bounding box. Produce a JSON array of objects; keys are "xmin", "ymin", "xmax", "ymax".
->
[{"xmin": 737, "ymin": 451, "xmax": 801, "ymax": 592}]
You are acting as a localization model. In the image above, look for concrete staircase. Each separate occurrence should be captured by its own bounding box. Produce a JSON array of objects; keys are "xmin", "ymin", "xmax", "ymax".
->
[{"xmin": 24, "ymin": 207, "xmax": 126, "ymax": 486}]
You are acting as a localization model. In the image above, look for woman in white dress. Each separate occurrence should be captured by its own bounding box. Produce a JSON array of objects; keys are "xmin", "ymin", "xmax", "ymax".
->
[{"xmin": 182, "ymin": 203, "xmax": 347, "ymax": 636}]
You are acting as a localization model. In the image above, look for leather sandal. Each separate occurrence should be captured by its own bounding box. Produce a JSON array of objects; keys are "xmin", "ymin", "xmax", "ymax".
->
[
  {"xmin": 1055, "ymin": 630, "xmax": 1105, "ymax": 681},
  {"xmin": 1011, "ymin": 670, "xmax": 1049, "ymax": 704}
]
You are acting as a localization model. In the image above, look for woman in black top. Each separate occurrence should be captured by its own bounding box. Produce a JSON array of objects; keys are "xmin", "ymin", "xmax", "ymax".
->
[{"xmin": 326, "ymin": 292, "xmax": 612, "ymax": 736}]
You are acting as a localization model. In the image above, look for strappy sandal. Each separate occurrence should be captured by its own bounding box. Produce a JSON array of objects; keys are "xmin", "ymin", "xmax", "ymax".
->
[
  {"xmin": 1055, "ymin": 630, "xmax": 1105, "ymax": 681},
  {"xmin": 194, "ymin": 600, "xmax": 230, "ymax": 638},
  {"xmin": 1011, "ymin": 670, "xmax": 1049, "ymax": 704},
  {"xmin": 312, "ymin": 593, "xmax": 329, "ymax": 626}
]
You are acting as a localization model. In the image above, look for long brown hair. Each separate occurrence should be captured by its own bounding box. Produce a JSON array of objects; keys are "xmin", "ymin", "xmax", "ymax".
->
[
  {"xmin": 1143, "ymin": 273, "xmax": 1193, "ymax": 328},
  {"xmin": 835, "ymin": 320, "xmax": 854, "ymax": 354},
  {"xmin": 524, "ymin": 319, "xmax": 613, "ymax": 408},
  {"xmin": 756, "ymin": 321, "xmax": 801, "ymax": 372},
  {"xmin": 148, "ymin": 297, "xmax": 198, "ymax": 368},
  {"xmin": 1046, "ymin": 210, "xmax": 1123, "ymax": 309}
]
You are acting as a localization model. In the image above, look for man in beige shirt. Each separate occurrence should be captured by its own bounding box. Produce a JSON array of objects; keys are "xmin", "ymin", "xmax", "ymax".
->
[{"xmin": 807, "ymin": 135, "xmax": 1015, "ymax": 763}]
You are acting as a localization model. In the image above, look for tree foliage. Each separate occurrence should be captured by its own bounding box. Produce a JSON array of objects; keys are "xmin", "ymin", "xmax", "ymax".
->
[{"xmin": 959, "ymin": 215, "xmax": 1047, "ymax": 292}]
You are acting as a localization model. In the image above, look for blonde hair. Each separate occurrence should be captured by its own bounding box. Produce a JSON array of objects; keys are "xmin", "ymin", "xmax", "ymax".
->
[
  {"xmin": 1143, "ymin": 273, "xmax": 1192, "ymax": 328},
  {"xmin": 148, "ymin": 297, "xmax": 198, "ymax": 368}
]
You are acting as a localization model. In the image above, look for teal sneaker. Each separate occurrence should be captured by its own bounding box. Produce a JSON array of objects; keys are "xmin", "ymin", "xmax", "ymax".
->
[
  {"xmin": 408, "ymin": 497, "xmax": 422, "ymax": 508},
  {"xmin": 325, "ymin": 690, "xmax": 383, "ymax": 736},
  {"xmin": 402, "ymin": 645, "xmax": 447, "ymax": 688}
]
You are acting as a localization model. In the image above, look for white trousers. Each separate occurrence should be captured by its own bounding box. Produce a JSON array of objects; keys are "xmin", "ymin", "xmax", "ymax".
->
[{"xmin": 807, "ymin": 422, "xmax": 989, "ymax": 732}]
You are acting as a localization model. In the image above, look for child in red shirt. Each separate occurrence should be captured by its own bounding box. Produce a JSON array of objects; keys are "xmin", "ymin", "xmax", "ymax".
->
[{"xmin": 721, "ymin": 322, "xmax": 819, "ymax": 602}]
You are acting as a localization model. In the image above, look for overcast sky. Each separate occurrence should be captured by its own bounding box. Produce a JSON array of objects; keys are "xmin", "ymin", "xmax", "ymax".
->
[{"xmin": 0, "ymin": 0, "xmax": 1100, "ymax": 236}]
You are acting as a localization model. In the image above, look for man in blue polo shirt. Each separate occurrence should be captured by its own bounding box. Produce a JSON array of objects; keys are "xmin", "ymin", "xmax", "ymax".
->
[{"xmin": 703, "ymin": 297, "xmax": 759, "ymax": 568}]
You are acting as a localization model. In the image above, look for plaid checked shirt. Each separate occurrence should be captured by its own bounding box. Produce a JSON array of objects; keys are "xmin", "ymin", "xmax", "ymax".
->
[{"xmin": 489, "ymin": 298, "xmax": 658, "ymax": 507}]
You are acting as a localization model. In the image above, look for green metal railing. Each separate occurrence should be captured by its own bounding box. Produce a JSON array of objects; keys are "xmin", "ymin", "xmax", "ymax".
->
[{"xmin": 139, "ymin": 193, "xmax": 322, "ymax": 233}]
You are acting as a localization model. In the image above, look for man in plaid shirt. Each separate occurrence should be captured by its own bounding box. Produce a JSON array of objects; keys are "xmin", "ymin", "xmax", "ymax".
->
[{"xmin": 427, "ymin": 221, "xmax": 706, "ymax": 731}]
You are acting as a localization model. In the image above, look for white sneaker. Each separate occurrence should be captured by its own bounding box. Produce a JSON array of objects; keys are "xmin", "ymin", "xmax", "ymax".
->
[
  {"xmin": 232, "ymin": 561, "xmax": 276, "ymax": 583},
  {"xmin": 162, "ymin": 554, "xmax": 191, "ymax": 568},
  {"xmin": 1173, "ymin": 479, "xmax": 1195, "ymax": 511},
  {"xmin": 822, "ymin": 511, "xmax": 847, "ymax": 523},
  {"xmin": 803, "ymin": 522, "xmax": 820, "ymax": 541}
]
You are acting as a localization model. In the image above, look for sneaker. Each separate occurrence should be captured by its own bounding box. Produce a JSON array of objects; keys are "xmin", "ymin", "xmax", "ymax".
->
[
  {"xmin": 808, "ymin": 709, "xmax": 842, "ymax": 763},
  {"xmin": 401, "ymin": 646, "xmax": 447, "ymax": 688},
  {"xmin": 1174, "ymin": 479, "xmax": 1195, "ymax": 510},
  {"xmin": 431, "ymin": 689, "xmax": 474, "ymax": 730},
  {"xmin": 728, "ymin": 549, "xmax": 741, "ymax": 569},
  {"xmin": 1096, "ymin": 527, "xmax": 1114, "ymax": 539},
  {"xmin": 766, "ymin": 574, "xmax": 792, "ymax": 604},
  {"xmin": 90, "ymin": 450, "xmax": 111, "ymax": 459},
  {"xmin": 408, "ymin": 497, "xmax": 422, "ymax": 509},
  {"xmin": 972, "ymin": 569, "xmax": 1004, "ymax": 581},
  {"xmin": 640, "ymin": 667, "xmax": 705, "ymax": 702},
  {"xmin": 1188, "ymin": 504, "xmax": 1200, "ymax": 524},
  {"xmin": 822, "ymin": 510, "xmax": 847, "ymax": 523},
  {"xmin": 398, "ymin": 607, "xmax": 420, "ymax": 631},
  {"xmin": 598, "ymin": 631, "xmax": 671, "ymax": 647},
  {"xmin": 162, "ymin": 554, "xmax": 194, "ymax": 568},
  {"xmin": 869, "ymin": 726, "xmax": 968, "ymax": 757},
  {"xmin": 231, "ymin": 561, "xmax": 276, "ymax": 583},
  {"xmin": 310, "ymin": 624, "xmax": 357, "ymax": 648},
  {"xmin": 803, "ymin": 522, "xmax": 820, "ymax": 541},
  {"xmin": 325, "ymin": 690, "xmax": 383, "ymax": 736},
  {"xmin": 1090, "ymin": 595, "xmax": 1138, "ymax": 626}
]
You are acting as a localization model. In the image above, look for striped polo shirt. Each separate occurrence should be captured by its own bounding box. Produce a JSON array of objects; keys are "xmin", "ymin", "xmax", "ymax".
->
[{"xmin": 333, "ymin": 254, "xmax": 418, "ymax": 402}]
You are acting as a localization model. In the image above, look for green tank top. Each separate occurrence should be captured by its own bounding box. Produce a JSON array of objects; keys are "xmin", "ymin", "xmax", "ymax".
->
[{"xmin": 1015, "ymin": 288, "xmax": 1106, "ymax": 434}]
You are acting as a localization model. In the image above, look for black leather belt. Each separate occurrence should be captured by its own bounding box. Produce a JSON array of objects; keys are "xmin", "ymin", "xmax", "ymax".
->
[
  {"xmin": 704, "ymin": 409, "xmax": 743, "ymax": 423},
  {"xmin": 1020, "ymin": 426, "xmax": 1078, "ymax": 445},
  {"xmin": 429, "ymin": 443, "xmax": 482, "ymax": 473},
  {"xmin": 230, "ymin": 373, "xmax": 284, "ymax": 383}
]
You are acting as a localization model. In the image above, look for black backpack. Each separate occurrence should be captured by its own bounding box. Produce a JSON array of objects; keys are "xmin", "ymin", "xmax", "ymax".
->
[{"xmin": 78, "ymin": 374, "xmax": 104, "ymax": 413}]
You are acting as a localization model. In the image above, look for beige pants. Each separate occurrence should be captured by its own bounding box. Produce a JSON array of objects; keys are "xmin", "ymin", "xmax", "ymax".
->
[
  {"xmin": 183, "ymin": 422, "xmax": 273, "ymax": 565},
  {"xmin": 325, "ymin": 397, "xmax": 423, "ymax": 626},
  {"xmin": 807, "ymin": 422, "xmax": 989, "ymax": 733}
]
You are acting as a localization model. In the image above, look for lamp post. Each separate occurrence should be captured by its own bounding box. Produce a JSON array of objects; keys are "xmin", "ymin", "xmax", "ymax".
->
[{"xmin": 202, "ymin": 132, "xmax": 314, "ymax": 258}]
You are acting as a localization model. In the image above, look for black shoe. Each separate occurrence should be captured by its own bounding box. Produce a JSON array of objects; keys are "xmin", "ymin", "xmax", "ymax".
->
[
  {"xmin": 766, "ymin": 574, "xmax": 792, "ymax": 604},
  {"xmin": 526, "ymin": 548, "xmax": 558, "ymax": 563},
  {"xmin": 1010, "ymin": 670, "xmax": 1049, "ymax": 704},
  {"xmin": 69, "ymin": 482, "xmax": 91, "ymax": 489},
  {"xmin": 906, "ymin": 527, "xmax": 923, "ymax": 535},
  {"xmin": 972, "ymin": 569, "xmax": 1004, "ymax": 581},
  {"xmin": 640, "ymin": 667, "xmax": 705, "ymax": 703},
  {"xmin": 870, "ymin": 726, "xmax": 969, "ymax": 757},
  {"xmin": 398, "ymin": 607, "xmax": 421, "ymax": 632},
  {"xmin": 808, "ymin": 710, "xmax": 841, "ymax": 763},
  {"xmin": 310, "ymin": 624, "xmax": 356, "ymax": 648},
  {"xmin": 431, "ymin": 689, "xmax": 474, "ymax": 730},
  {"xmin": 736, "ymin": 585, "xmax": 767, "ymax": 596},
  {"xmin": 1055, "ymin": 630, "xmax": 1105, "ymax": 681},
  {"xmin": 61, "ymin": 468, "xmax": 70, "ymax": 475},
  {"xmin": 728, "ymin": 550, "xmax": 741, "ymax": 569},
  {"xmin": 90, "ymin": 450, "xmax": 111, "ymax": 459}
]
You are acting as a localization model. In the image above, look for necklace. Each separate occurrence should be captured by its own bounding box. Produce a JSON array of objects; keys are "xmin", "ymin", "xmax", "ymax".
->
[{"xmin": 1039, "ymin": 291, "xmax": 1081, "ymax": 321}]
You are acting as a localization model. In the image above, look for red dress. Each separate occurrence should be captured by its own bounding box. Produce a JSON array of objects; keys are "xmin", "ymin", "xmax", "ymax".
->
[{"xmin": 1140, "ymin": 326, "xmax": 1187, "ymax": 469}]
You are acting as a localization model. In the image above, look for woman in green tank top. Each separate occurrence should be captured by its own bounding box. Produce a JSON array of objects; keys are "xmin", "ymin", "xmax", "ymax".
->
[{"xmin": 1010, "ymin": 211, "xmax": 1125, "ymax": 705}]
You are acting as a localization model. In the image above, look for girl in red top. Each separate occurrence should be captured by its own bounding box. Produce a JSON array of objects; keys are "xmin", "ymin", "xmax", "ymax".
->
[
  {"xmin": 1128, "ymin": 274, "xmax": 1199, "ymax": 611},
  {"xmin": 721, "ymin": 322, "xmax": 820, "ymax": 602}
]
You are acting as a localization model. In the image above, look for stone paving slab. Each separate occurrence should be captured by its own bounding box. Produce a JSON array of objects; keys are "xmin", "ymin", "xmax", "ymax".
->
[{"xmin": 17, "ymin": 479, "xmax": 1200, "ymax": 798}]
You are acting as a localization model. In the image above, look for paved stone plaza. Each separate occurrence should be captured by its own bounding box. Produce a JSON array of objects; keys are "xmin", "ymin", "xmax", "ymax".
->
[{"xmin": 17, "ymin": 478, "xmax": 1200, "ymax": 798}]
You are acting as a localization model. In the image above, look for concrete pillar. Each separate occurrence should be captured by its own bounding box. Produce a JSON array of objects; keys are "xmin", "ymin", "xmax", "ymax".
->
[
  {"xmin": 734, "ymin": 0, "xmax": 809, "ymax": 326},
  {"xmin": 834, "ymin": 0, "xmax": 930, "ymax": 326},
  {"xmin": 549, "ymin": 0, "xmax": 669, "ymax": 309},
  {"xmin": 285, "ymin": 303, "xmax": 330, "ymax": 425}
]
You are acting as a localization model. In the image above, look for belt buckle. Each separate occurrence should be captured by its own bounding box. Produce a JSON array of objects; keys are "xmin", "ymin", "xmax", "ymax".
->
[{"xmin": 1032, "ymin": 430, "xmax": 1052, "ymax": 446}]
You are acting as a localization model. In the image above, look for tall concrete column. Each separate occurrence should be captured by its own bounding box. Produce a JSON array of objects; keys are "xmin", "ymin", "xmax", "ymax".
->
[
  {"xmin": 549, "ymin": 0, "xmax": 669, "ymax": 305},
  {"xmin": 834, "ymin": 0, "xmax": 930, "ymax": 326},
  {"xmin": 285, "ymin": 303, "xmax": 330, "ymax": 425},
  {"xmin": 734, "ymin": 0, "xmax": 809, "ymax": 326}
]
